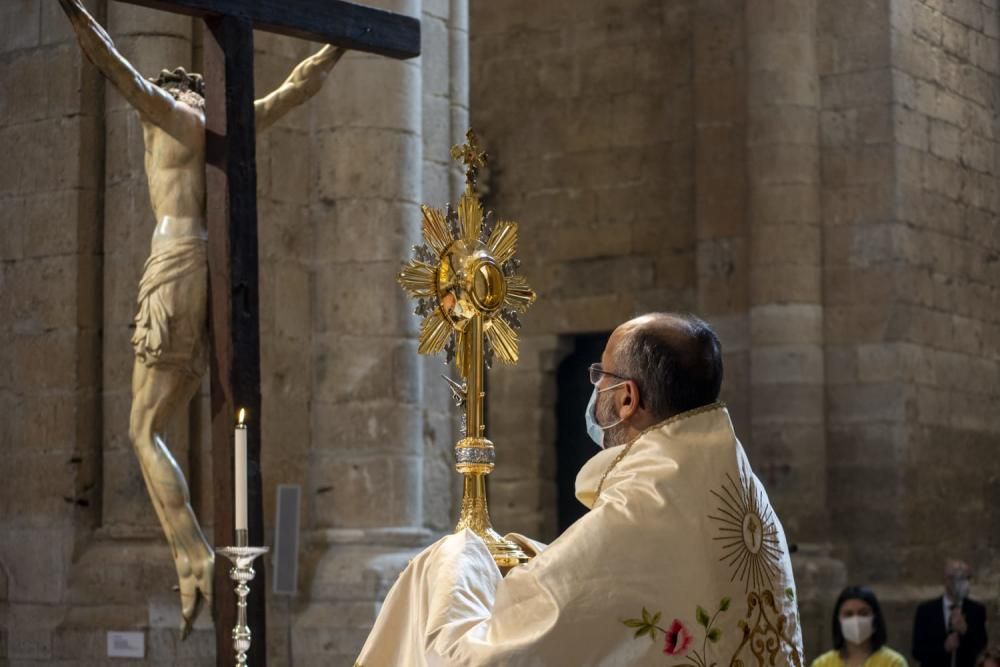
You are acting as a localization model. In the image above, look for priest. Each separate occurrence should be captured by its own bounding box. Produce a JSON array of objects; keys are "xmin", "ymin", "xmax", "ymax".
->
[{"xmin": 356, "ymin": 313, "xmax": 804, "ymax": 666}]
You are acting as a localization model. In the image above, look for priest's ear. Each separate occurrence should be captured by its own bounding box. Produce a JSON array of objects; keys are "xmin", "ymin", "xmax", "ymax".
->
[{"xmin": 616, "ymin": 380, "xmax": 642, "ymax": 420}]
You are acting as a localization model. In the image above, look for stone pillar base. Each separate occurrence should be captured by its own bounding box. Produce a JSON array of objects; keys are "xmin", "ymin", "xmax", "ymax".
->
[
  {"xmin": 59, "ymin": 530, "xmax": 214, "ymax": 665},
  {"xmin": 283, "ymin": 527, "xmax": 437, "ymax": 664},
  {"xmin": 58, "ymin": 527, "xmax": 439, "ymax": 665},
  {"xmin": 791, "ymin": 543, "xmax": 847, "ymax": 655}
]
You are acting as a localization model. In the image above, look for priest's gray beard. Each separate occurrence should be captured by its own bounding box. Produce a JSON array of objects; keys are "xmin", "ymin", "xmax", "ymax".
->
[{"xmin": 596, "ymin": 391, "xmax": 629, "ymax": 448}]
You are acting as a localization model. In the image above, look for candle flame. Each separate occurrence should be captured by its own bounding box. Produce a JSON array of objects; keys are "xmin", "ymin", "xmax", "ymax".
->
[{"xmin": 237, "ymin": 408, "xmax": 246, "ymax": 426}]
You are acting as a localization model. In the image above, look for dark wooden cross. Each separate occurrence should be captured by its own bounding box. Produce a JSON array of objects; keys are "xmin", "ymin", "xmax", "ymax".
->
[{"xmin": 112, "ymin": 2, "xmax": 419, "ymax": 665}]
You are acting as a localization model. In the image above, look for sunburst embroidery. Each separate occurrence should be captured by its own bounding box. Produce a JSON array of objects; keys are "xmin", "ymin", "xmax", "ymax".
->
[
  {"xmin": 622, "ymin": 465, "xmax": 801, "ymax": 665},
  {"xmin": 708, "ymin": 467, "xmax": 782, "ymax": 593}
]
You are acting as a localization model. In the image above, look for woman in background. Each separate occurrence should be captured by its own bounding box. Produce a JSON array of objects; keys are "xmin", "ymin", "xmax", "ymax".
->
[{"xmin": 811, "ymin": 586, "xmax": 907, "ymax": 667}]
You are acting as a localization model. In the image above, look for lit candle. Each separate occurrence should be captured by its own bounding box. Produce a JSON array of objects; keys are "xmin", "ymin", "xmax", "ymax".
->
[{"xmin": 235, "ymin": 408, "xmax": 248, "ymax": 535}]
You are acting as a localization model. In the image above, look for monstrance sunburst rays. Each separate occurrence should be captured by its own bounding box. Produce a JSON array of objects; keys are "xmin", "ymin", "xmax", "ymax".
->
[
  {"xmin": 396, "ymin": 129, "xmax": 537, "ymax": 569},
  {"xmin": 709, "ymin": 468, "xmax": 783, "ymax": 593},
  {"xmin": 397, "ymin": 132, "xmax": 536, "ymax": 378}
]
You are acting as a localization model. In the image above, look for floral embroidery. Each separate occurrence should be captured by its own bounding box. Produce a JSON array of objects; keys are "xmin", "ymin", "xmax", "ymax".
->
[
  {"xmin": 619, "ymin": 463, "xmax": 802, "ymax": 666},
  {"xmin": 623, "ymin": 597, "xmax": 730, "ymax": 667},
  {"xmin": 664, "ymin": 619, "xmax": 694, "ymax": 655},
  {"xmin": 623, "ymin": 607, "xmax": 664, "ymax": 644}
]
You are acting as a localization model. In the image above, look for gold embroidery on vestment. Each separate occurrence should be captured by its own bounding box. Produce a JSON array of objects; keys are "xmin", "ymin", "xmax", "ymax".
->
[{"xmin": 594, "ymin": 402, "xmax": 727, "ymax": 499}]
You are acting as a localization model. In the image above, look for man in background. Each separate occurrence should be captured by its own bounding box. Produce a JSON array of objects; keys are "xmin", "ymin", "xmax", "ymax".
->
[{"xmin": 913, "ymin": 560, "xmax": 988, "ymax": 667}]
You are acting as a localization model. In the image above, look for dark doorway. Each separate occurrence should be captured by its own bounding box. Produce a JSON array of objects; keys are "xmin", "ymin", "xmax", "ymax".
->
[{"xmin": 554, "ymin": 332, "xmax": 611, "ymax": 534}]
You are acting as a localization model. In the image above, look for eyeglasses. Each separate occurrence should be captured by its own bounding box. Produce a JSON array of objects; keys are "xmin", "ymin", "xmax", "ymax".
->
[{"xmin": 588, "ymin": 363, "xmax": 630, "ymax": 386}]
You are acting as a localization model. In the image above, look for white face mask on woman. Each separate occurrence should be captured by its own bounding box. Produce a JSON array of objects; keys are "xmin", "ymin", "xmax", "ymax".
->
[{"xmin": 840, "ymin": 615, "xmax": 875, "ymax": 644}]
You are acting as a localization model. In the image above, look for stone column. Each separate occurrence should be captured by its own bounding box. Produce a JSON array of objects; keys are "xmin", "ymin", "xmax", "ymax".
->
[
  {"xmin": 745, "ymin": 0, "xmax": 842, "ymax": 654},
  {"xmin": 420, "ymin": 0, "xmax": 469, "ymax": 535},
  {"xmin": 693, "ymin": 0, "xmax": 751, "ymax": 439},
  {"xmin": 745, "ymin": 0, "xmax": 827, "ymax": 542},
  {"xmin": 248, "ymin": 33, "xmax": 318, "ymax": 666},
  {"xmin": 819, "ymin": 0, "xmax": 900, "ymax": 590},
  {"xmin": 252, "ymin": 31, "xmax": 319, "ymax": 531},
  {"xmin": 448, "ymin": 0, "xmax": 470, "ymax": 200},
  {"xmin": 309, "ymin": 3, "xmax": 424, "ymax": 539},
  {"xmin": 298, "ymin": 0, "xmax": 430, "ymax": 662},
  {"xmin": 0, "ymin": 1, "xmax": 104, "ymax": 660}
]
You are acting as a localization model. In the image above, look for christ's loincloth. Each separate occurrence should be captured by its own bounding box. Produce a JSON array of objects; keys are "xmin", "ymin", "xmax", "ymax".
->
[{"xmin": 131, "ymin": 236, "xmax": 208, "ymax": 377}]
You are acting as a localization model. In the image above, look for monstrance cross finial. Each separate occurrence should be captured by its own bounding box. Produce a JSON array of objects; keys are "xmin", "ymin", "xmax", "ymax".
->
[{"xmin": 450, "ymin": 129, "xmax": 488, "ymax": 189}]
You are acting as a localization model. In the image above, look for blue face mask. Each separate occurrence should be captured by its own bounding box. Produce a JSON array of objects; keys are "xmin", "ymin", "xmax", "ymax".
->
[{"xmin": 585, "ymin": 382, "xmax": 626, "ymax": 448}]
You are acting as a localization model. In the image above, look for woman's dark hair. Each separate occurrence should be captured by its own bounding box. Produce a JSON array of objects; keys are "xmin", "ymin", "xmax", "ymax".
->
[{"xmin": 832, "ymin": 585, "xmax": 888, "ymax": 652}]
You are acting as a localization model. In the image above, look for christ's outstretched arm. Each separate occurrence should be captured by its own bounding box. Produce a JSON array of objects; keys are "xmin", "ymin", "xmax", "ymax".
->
[
  {"xmin": 57, "ymin": 0, "xmax": 196, "ymax": 134},
  {"xmin": 255, "ymin": 45, "xmax": 345, "ymax": 133}
]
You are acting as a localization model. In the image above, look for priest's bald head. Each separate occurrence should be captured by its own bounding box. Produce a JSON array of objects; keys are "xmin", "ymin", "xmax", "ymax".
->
[{"xmin": 590, "ymin": 313, "xmax": 723, "ymax": 448}]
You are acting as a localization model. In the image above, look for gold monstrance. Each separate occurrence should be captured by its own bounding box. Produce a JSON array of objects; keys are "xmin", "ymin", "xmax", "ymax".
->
[{"xmin": 398, "ymin": 130, "xmax": 536, "ymax": 568}]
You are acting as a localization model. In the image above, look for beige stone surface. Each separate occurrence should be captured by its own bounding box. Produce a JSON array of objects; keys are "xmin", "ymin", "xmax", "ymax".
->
[
  {"xmin": 469, "ymin": 0, "xmax": 1000, "ymax": 658},
  {"xmin": 3, "ymin": 0, "xmax": 1000, "ymax": 662},
  {"xmin": 1, "ymin": 0, "xmax": 465, "ymax": 662}
]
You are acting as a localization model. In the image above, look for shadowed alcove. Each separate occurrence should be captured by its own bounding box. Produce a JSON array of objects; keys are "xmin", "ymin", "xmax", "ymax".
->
[{"xmin": 554, "ymin": 332, "xmax": 610, "ymax": 534}]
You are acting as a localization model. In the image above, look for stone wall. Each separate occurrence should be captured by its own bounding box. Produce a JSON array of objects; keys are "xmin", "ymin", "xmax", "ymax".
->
[
  {"xmin": 856, "ymin": 0, "xmax": 1000, "ymax": 651},
  {"xmin": 819, "ymin": 0, "xmax": 1000, "ymax": 652},
  {"xmin": 2, "ymin": 0, "xmax": 999, "ymax": 662},
  {"xmin": 0, "ymin": 1, "xmax": 104, "ymax": 661},
  {"xmin": 472, "ymin": 0, "xmax": 1000, "ymax": 658},
  {"xmin": 471, "ymin": 0, "xmax": 699, "ymax": 541},
  {"xmin": 0, "ymin": 0, "xmax": 467, "ymax": 664}
]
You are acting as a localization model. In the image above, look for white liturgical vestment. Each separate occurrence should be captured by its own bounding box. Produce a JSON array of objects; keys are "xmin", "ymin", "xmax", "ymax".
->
[{"xmin": 356, "ymin": 404, "xmax": 804, "ymax": 667}]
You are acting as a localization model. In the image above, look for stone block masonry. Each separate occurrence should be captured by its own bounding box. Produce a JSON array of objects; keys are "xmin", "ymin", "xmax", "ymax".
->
[
  {"xmin": 0, "ymin": 0, "xmax": 469, "ymax": 664},
  {"xmin": 472, "ymin": 0, "xmax": 1000, "ymax": 656}
]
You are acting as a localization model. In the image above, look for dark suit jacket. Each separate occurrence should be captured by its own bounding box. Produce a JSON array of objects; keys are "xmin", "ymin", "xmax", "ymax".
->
[{"xmin": 912, "ymin": 596, "xmax": 988, "ymax": 667}]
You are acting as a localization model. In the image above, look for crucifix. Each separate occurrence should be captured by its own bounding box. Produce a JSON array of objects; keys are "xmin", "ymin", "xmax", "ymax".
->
[{"xmin": 56, "ymin": 1, "xmax": 419, "ymax": 665}]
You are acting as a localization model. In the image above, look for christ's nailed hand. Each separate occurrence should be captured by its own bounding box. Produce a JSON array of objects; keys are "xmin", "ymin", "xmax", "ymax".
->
[{"xmin": 57, "ymin": 0, "xmax": 82, "ymax": 14}]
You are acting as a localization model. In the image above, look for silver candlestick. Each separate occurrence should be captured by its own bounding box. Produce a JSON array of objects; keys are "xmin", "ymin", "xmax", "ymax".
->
[{"xmin": 217, "ymin": 533, "xmax": 268, "ymax": 666}]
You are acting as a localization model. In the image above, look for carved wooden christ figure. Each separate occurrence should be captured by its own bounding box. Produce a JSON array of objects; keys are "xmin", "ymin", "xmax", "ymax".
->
[{"xmin": 58, "ymin": 0, "xmax": 344, "ymax": 636}]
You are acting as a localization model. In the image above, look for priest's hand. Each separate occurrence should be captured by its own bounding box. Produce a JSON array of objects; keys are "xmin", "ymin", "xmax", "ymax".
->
[
  {"xmin": 945, "ymin": 631, "xmax": 961, "ymax": 653},
  {"xmin": 504, "ymin": 532, "xmax": 549, "ymax": 559}
]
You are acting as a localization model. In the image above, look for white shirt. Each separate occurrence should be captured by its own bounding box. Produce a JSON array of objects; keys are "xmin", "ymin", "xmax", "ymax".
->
[{"xmin": 943, "ymin": 593, "xmax": 960, "ymax": 631}]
